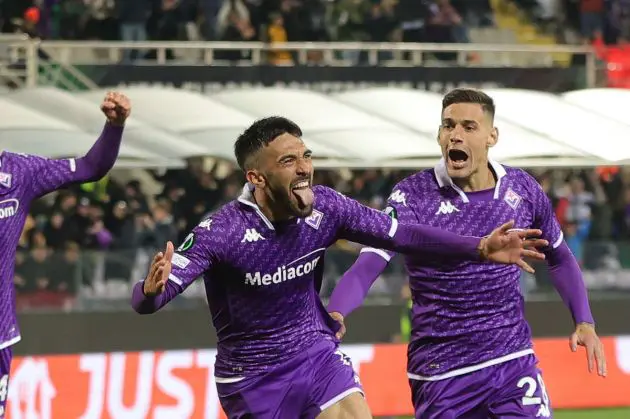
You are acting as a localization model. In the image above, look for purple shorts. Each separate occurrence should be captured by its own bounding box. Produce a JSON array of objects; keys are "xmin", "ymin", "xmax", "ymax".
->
[
  {"xmin": 0, "ymin": 347, "xmax": 12, "ymax": 418},
  {"xmin": 410, "ymin": 355, "xmax": 552, "ymax": 419},
  {"xmin": 216, "ymin": 339, "xmax": 364, "ymax": 419}
]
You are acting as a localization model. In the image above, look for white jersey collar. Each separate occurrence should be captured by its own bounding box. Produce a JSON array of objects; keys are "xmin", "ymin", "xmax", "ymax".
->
[{"xmin": 434, "ymin": 158, "xmax": 507, "ymax": 203}]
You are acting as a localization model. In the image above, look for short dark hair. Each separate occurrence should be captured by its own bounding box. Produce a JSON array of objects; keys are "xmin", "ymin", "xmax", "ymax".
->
[
  {"xmin": 442, "ymin": 88, "xmax": 495, "ymax": 119},
  {"xmin": 234, "ymin": 116, "xmax": 303, "ymax": 171}
]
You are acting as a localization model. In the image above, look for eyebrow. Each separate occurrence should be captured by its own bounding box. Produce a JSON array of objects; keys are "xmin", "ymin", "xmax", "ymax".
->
[
  {"xmin": 277, "ymin": 149, "xmax": 312, "ymax": 161},
  {"xmin": 442, "ymin": 118, "xmax": 479, "ymax": 125}
]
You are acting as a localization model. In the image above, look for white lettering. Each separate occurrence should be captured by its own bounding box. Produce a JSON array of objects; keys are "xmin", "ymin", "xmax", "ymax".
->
[
  {"xmin": 262, "ymin": 274, "xmax": 272, "ymax": 285},
  {"xmin": 78, "ymin": 354, "xmax": 107, "ymax": 419},
  {"xmin": 0, "ymin": 199, "xmax": 18, "ymax": 220},
  {"xmin": 106, "ymin": 352, "xmax": 154, "ymax": 418},
  {"xmin": 244, "ymin": 257, "xmax": 321, "ymax": 287},
  {"xmin": 153, "ymin": 351, "xmax": 195, "ymax": 419}
]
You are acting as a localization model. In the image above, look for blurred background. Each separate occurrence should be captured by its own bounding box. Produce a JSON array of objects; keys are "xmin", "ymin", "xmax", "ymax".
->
[{"xmin": 1, "ymin": 0, "xmax": 630, "ymax": 418}]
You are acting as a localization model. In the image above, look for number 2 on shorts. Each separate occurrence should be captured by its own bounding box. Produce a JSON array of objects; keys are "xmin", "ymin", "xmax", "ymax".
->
[{"xmin": 517, "ymin": 373, "xmax": 551, "ymax": 417}]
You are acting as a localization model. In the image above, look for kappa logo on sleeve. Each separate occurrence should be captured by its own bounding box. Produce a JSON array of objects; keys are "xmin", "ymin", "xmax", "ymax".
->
[
  {"xmin": 388, "ymin": 190, "xmax": 407, "ymax": 206},
  {"xmin": 198, "ymin": 219, "xmax": 212, "ymax": 231}
]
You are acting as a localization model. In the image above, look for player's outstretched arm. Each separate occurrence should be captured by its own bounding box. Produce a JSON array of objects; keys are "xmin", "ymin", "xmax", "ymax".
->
[
  {"xmin": 131, "ymin": 242, "xmax": 180, "ymax": 314},
  {"xmin": 26, "ymin": 91, "xmax": 130, "ymax": 199},
  {"xmin": 327, "ymin": 185, "xmax": 548, "ymax": 272},
  {"xmin": 327, "ymin": 251, "xmax": 390, "ymax": 339},
  {"xmin": 132, "ymin": 220, "xmax": 219, "ymax": 314},
  {"xmin": 530, "ymin": 181, "xmax": 606, "ymax": 377}
]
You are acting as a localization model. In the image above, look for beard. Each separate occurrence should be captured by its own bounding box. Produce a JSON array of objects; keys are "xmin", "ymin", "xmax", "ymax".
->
[{"xmin": 267, "ymin": 178, "xmax": 314, "ymax": 218}]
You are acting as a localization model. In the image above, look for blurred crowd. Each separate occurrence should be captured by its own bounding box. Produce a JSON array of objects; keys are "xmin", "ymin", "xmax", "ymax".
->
[
  {"xmin": 13, "ymin": 159, "xmax": 630, "ymax": 308},
  {"xmin": 0, "ymin": 0, "xmax": 494, "ymax": 61}
]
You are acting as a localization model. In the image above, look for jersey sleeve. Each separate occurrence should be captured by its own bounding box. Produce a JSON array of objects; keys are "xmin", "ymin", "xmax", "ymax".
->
[
  {"xmin": 24, "ymin": 156, "xmax": 87, "ymax": 198},
  {"xmin": 317, "ymin": 186, "xmax": 397, "ymax": 247},
  {"xmin": 168, "ymin": 218, "xmax": 223, "ymax": 292},
  {"xmin": 530, "ymin": 180, "xmax": 564, "ymax": 250},
  {"xmin": 360, "ymin": 183, "xmax": 419, "ymax": 262},
  {"xmin": 23, "ymin": 124, "xmax": 123, "ymax": 199}
]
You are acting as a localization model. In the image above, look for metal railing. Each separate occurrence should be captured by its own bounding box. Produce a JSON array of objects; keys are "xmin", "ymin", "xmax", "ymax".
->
[
  {"xmin": 0, "ymin": 34, "xmax": 38, "ymax": 88},
  {"xmin": 37, "ymin": 40, "xmax": 600, "ymax": 87},
  {"xmin": 0, "ymin": 38, "xmax": 602, "ymax": 89}
]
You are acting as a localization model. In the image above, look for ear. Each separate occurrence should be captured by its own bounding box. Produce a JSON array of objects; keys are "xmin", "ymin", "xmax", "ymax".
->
[
  {"xmin": 246, "ymin": 170, "xmax": 265, "ymax": 188},
  {"xmin": 487, "ymin": 126, "xmax": 498, "ymax": 148}
]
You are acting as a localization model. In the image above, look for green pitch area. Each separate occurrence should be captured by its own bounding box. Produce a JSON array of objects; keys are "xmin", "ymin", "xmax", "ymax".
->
[
  {"xmin": 395, "ymin": 409, "xmax": 630, "ymax": 418},
  {"xmin": 555, "ymin": 408, "xmax": 630, "ymax": 418}
]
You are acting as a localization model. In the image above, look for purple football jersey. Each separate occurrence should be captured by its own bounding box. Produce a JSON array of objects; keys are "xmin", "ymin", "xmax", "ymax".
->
[
  {"xmin": 168, "ymin": 184, "xmax": 396, "ymax": 378},
  {"xmin": 365, "ymin": 160, "xmax": 563, "ymax": 378},
  {"xmin": 0, "ymin": 151, "xmax": 99, "ymax": 350}
]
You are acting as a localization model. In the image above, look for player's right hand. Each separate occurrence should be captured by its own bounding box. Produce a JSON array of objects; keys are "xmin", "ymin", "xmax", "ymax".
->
[
  {"xmin": 101, "ymin": 91, "xmax": 131, "ymax": 126},
  {"xmin": 329, "ymin": 311, "xmax": 346, "ymax": 340},
  {"xmin": 143, "ymin": 241, "xmax": 174, "ymax": 296},
  {"xmin": 480, "ymin": 220, "xmax": 548, "ymax": 273}
]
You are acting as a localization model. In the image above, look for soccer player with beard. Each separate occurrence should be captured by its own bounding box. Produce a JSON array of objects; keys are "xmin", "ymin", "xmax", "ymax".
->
[
  {"xmin": 131, "ymin": 116, "xmax": 549, "ymax": 419},
  {"xmin": 0, "ymin": 91, "xmax": 130, "ymax": 418},
  {"xmin": 327, "ymin": 88, "xmax": 606, "ymax": 419}
]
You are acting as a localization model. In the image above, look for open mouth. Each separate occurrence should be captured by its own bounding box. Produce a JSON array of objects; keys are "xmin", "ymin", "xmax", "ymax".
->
[
  {"xmin": 291, "ymin": 180, "xmax": 313, "ymax": 209},
  {"xmin": 447, "ymin": 149, "xmax": 469, "ymax": 168}
]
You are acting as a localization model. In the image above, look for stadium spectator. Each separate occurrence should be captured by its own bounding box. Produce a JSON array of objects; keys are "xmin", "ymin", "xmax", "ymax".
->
[
  {"xmin": 267, "ymin": 12, "xmax": 293, "ymax": 65},
  {"xmin": 580, "ymin": 0, "xmax": 605, "ymax": 42},
  {"xmin": 116, "ymin": 0, "xmax": 151, "ymax": 61}
]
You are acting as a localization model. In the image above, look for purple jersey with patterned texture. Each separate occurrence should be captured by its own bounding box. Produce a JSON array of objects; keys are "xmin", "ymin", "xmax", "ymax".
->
[
  {"xmin": 0, "ymin": 153, "xmax": 101, "ymax": 349},
  {"xmin": 368, "ymin": 160, "xmax": 563, "ymax": 378},
  {"xmin": 169, "ymin": 184, "xmax": 396, "ymax": 378},
  {"xmin": 0, "ymin": 124, "xmax": 123, "ymax": 352}
]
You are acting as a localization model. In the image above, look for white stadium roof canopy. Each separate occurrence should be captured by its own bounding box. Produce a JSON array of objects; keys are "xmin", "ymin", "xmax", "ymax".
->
[
  {"xmin": 483, "ymin": 88, "xmax": 630, "ymax": 163},
  {"xmin": 333, "ymin": 88, "xmax": 604, "ymax": 168},
  {"xmin": 1, "ymin": 86, "xmax": 628, "ymax": 169},
  {"xmin": 210, "ymin": 88, "xmax": 440, "ymax": 163},
  {"xmin": 78, "ymin": 87, "xmax": 350, "ymax": 163},
  {"xmin": 7, "ymin": 87, "xmax": 206, "ymax": 161},
  {"xmin": 0, "ymin": 97, "xmax": 176, "ymax": 169}
]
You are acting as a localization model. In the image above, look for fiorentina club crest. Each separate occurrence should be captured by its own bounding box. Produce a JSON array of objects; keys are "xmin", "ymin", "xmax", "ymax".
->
[
  {"xmin": 305, "ymin": 209, "xmax": 323, "ymax": 230},
  {"xmin": 0, "ymin": 172, "xmax": 11, "ymax": 188},
  {"xmin": 504, "ymin": 188, "xmax": 522, "ymax": 210}
]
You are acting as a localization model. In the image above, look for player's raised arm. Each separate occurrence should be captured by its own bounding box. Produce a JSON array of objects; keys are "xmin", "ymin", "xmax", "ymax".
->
[
  {"xmin": 529, "ymin": 177, "xmax": 606, "ymax": 376},
  {"xmin": 131, "ymin": 220, "xmax": 219, "ymax": 314},
  {"xmin": 25, "ymin": 91, "xmax": 129, "ymax": 199},
  {"xmin": 323, "ymin": 187, "xmax": 548, "ymax": 271}
]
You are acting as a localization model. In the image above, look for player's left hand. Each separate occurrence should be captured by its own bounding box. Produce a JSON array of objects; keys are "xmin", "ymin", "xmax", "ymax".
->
[
  {"xmin": 329, "ymin": 311, "xmax": 346, "ymax": 340},
  {"xmin": 480, "ymin": 220, "xmax": 548, "ymax": 273},
  {"xmin": 101, "ymin": 91, "xmax": 131, "ymax": 126},
  {"xmin": 570, "ymin": 322, "xmax": 607, "ymax": 377}
]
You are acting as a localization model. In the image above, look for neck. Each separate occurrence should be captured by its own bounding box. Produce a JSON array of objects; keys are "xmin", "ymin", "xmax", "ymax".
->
[
  {"xmin": 452, "ymin": 162, "xmax": 496, "ymax": 192},
  {"xmin": 253, "ymin": 187, "xmax": 291, "ymax": 222}
]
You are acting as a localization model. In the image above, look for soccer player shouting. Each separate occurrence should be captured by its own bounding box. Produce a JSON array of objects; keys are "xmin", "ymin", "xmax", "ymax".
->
[
  {"xmin": 0, "ymin": 91, "xmax": 130, "ymax": 417},
  {"xmin": 133, "ymin": 116, "xmax": 548, "ymax": 419},
  {"xmin": 328, "ymin": 88, "xmax": 606, "ymax": 419}
]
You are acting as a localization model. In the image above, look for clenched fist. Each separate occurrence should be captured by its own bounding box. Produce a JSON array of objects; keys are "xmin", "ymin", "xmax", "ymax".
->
[{"xmin": 100, "ymin": 91, "xmax": 131, "ymax": 126}]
